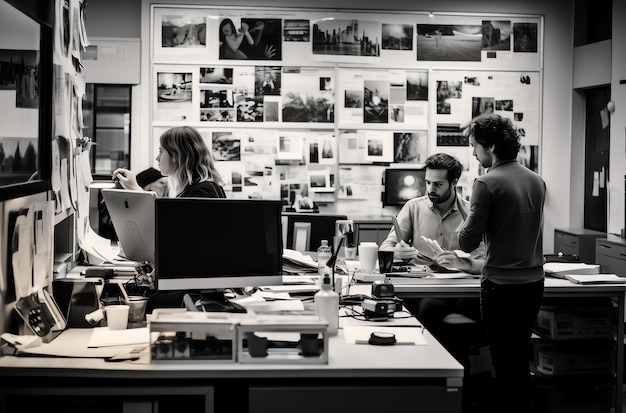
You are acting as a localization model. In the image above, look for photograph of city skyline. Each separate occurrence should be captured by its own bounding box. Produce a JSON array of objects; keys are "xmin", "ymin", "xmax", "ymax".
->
[{"xmin": 312, "ymin": 19, "xmax": 381, "ymax": 57}]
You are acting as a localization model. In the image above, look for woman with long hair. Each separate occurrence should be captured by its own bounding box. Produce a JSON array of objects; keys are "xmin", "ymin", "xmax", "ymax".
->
[{"xmin": 113, "ymin": 126, "xmax": 225, "ymax": 198}]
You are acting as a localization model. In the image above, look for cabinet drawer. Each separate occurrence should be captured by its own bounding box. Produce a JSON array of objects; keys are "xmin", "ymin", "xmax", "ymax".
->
[
  {"xmin": 595, "ymin": 241, "xmax": 626, "ymax": 260},
  {"xmin": 554, "ymin": 231, "xmax": 579, "ymax": 248},
  {"xmin": 595, "ymin": 254, "xmax": 626, "ymax": 276},
  {"xmin": 554, "ymin": 241, "xmax": 579, "ymax": 256}
]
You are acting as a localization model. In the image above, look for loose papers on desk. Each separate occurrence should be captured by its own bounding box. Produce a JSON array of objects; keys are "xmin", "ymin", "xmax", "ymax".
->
[
  {"xmin": 564, "ymin": 274, "xmax": 626, "ymax": 285},
  {"xmin": 9, "ymin": 328, "xmax": 149, "ymax": 358},
  {"xmin": 544, "ymin": 262, "xmax": 600, "ymax": 278},
  {"xmin": 388, "ymin": 272, "xmax": 479, "ymax": 285},
  {"xmin": 88, "ymin": 327, "xmax": 150, "ymax": 348},
  {"xmin": 282, "ymin": 248, "xmax": 318, "ymax": 274}
]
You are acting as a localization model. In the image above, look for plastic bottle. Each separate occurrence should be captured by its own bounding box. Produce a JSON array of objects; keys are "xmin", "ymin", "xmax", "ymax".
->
[
  {"xmin": 317, "ymin": 239, "xmax": 332, "ymax": 284},
  {"xmin": 314, "ymin": 274, "xmax": 339, "ymax": 335}
]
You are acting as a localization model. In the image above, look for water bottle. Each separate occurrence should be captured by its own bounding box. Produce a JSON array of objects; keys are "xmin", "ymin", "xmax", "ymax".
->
[
  {"xmin": 315, "ymin": 274, "xmax": 339, "ymax": 335},
  {"xmin": 317, "ymin": 239, "xmax": 332, "ymax": 284}
]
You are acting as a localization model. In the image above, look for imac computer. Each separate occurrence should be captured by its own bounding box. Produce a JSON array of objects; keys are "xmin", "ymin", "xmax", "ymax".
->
[
  {"xmin": 383, "ymin": 168, "xmax": 427, "ymax": 207},
  {"xmin": 154, "ymin": 198, "xmax": 283, "ymax": 312},
  {"xmin": 101, "ymin": 188, "xmax": 157, "ymax": 263}
]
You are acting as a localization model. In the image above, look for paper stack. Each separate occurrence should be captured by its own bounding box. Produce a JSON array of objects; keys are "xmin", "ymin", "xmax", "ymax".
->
[
  {"xmin": 544, "ymin": 262, "xmax": 600, "ymax": 279},
  {"xmin": 564, "ymin": 274, "xmax": 626, "ymax": 285}
]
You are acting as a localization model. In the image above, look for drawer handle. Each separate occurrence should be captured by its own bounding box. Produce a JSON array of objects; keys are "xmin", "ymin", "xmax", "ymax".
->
[{"xmin": 598, "ymin": 244, "xmax": 611, "ymax": 250}]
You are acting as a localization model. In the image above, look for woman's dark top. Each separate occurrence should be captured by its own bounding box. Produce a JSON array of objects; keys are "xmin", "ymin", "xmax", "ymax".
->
[{"xmin": 177, "ymin": 181, "xmax": 226, "ymax": 198}]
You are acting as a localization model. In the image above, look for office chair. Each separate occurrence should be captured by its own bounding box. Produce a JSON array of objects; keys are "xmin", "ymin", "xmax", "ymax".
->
[{"xmin": 283, "ymin": 212, "xmax": 348, "ymax": 253}]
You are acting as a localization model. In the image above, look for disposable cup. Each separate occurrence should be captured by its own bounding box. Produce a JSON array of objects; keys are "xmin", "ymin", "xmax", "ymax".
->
[{"xmin": 106, "ymin": 304, "xmax": 130, "ymax": 330}]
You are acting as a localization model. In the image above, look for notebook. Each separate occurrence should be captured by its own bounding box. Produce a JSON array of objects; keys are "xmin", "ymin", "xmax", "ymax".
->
[{"xmin": 101, "ymin": 188, "xmax": 157, "ymax": 264}]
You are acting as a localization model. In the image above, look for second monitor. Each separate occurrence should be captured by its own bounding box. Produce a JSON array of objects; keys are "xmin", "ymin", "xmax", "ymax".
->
[{"xmin": 154, "ymin": 198, "xmax": 283, "ymax": 311}]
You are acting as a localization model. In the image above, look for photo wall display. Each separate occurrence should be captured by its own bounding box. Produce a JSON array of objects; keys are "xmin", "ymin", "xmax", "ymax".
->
[
  {"xmin": 149, "ymin": 5, "xmax": 544, "ymax": 211},
  {"xmin": 432, "ymin": 69, "xmax": 541, "ymax": 147},
  {"xmin": 152, "ymin": 126, "xmax": 338, "ymax": 200},
  {"xmin": 338, "ymin": 130, "xmax": 428, "ymax": 165},
  {"xmin": 337, "ymin": 68, "xmax": 428, "ymax": 129},
  {"xmin": 153, "ymin": 64, "xmax": 336, "ymax": 126},
  {"xmin": 151, "ymin": 6, "xmax": 542, "ymax": 70}
]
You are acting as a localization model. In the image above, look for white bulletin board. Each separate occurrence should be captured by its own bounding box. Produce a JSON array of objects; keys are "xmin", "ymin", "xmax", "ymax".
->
[{"xmin": 148, "ymin": 5, "xmax": 544, "ymax": 212}]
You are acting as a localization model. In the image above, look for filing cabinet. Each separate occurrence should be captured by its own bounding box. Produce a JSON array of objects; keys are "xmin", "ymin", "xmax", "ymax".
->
[
  {"xmin": 553, "ymin": 228, "xmax": 607, "ymax": 264},
  {"xmin": 595, "ymin": 235, "xmax": 626, "ymax": 276}
]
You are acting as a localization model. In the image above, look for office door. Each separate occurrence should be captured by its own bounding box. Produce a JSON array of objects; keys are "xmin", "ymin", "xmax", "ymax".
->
[{"xmin": 583, "ymin": 86, "xmax": 610, "ymax": 232}]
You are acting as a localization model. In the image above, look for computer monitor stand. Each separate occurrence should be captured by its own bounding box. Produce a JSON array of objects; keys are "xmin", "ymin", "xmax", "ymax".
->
[{"xmin": 184, "ymin": 290, "xmax": 247, "ymax": 313}]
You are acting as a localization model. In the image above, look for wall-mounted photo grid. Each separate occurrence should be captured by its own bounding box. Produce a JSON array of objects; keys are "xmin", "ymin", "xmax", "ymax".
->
[{"xmin": 150, "ymin": 6, "xmax": 542, "ymax": 216}]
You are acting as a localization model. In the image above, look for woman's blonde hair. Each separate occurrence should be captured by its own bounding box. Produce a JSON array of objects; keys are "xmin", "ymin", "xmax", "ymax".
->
[{"xmin": 160, "ymin": 126, "xmax": 223, "ymax": 194}]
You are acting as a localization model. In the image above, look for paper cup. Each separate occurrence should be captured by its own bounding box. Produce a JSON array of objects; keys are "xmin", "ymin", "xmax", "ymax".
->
[
  {"xmin": 358, "ymin": 242, "xmax": 379, "ymax": 274},
  {"xmin": 106, "ymin": 304, "xmax": 130, "ymax": 330}
]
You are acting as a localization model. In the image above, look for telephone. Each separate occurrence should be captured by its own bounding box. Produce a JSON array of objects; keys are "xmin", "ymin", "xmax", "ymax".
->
[{"xmin": 14, "ymin": 286, "xmax": 66, "ymax": 338}]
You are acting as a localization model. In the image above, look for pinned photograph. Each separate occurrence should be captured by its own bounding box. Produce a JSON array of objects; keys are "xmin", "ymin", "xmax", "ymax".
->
[
  {"xmin": 308, "ymin": 169, "xmax": 333, "ymax": 192},
  {"xmin": 513, "ymin": 23, "xmax": 538, "ymax": 53},
  {"xmin": 436, "ymin": 80, "xmax": 451, "ymax": 115},
  {"xmin": 406, "ymin": 71, "xmax": 428, "ymax": 101},
  {"xmin": 161, "ymin": 14, "xmax": 206, "ymax": 47},
  {"xmin": 0, "ymin": 49, "xmax": 39, "ymax": 92},
  {"xmin": 0, "ymin": 137, "xmax": 38, "ymax": 185},
  {"xmin": 200, "ymin": 89, "xmax": 234, "ymax": 109},
  {"xmin": 416, "ymin": 24, "xmax": 482, "ymax": 61},
  {"xmin": 517, "ymin": 145, "xmax": 538, "ymax": 172},
  {"xmin": 471, "ymin": 96, "xmax": 495, "ymax": 118},
  {"xmin": 393, "ymin": 131, "xmax": 427, "ymax": 163},
  {"xmin": 382, "ymin": 23, "xmax": 413, "ymax": 51},
  {"xmin": 199, "ymin": 67, "xmax": 233, "ymax": 84},
  {"xmin": 364, "ymin": 80, "xmax": 389, "ymax": 123},
  {"xmin": 284, "ymin": 19, "xmax": 310, "ymax": 42},
  {"xmin": 218, "ymin": 18, "xmax": 281, "ymax": 60},
  {"xmin": 312, "ymin": 19, "xmax": 381, "ymax": 57},
  {"xmin": 212, "ymin": 132, "xmax": 241, "ymax": 161},
  {"xmin": 236, "ymin": 92, "xmax": 263, "ymax": 122},
  {"xmin": 157, "ymin": 72, "xmax": 192, "ymax": 102},
  {"xmin": 255, "ymin": 66, "xmax": 281, "ymax": 96},
  {"xmin": 345, "ymin": 90, "xmax": 363, "ymax": 108},
  {"xmin": 481, "ymin": 20, "xmax": 511, "ymax": 51},
  {"xmin": 365, "ymin": 131, "xmax": 394, "ymax": 163}
]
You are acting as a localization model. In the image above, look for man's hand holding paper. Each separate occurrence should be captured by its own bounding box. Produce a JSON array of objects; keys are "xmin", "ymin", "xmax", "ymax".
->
[{"xmin": 392, "ymin": 240, "xmax": 419, "ymax": 261}]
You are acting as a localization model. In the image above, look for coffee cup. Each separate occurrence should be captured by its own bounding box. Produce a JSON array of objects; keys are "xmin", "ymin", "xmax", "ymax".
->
[{"xmin": 358, "ymin": 242, "xmax": 379, "ymax": 274}]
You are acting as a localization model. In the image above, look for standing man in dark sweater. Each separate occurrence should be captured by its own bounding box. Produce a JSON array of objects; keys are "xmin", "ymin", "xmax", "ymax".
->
[{"xmin": 460, "ymin": 114, "xmax": 546, "ymax": 413}]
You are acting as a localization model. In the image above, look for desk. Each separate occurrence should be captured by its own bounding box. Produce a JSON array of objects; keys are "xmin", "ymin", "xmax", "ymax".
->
[
  {"xmin": 0, "ymin": 287, "xmax": 463, "ymax": 413},
  {"xmin": 392, "ymin": 276, "xmax": 626, "ymax": 413}
]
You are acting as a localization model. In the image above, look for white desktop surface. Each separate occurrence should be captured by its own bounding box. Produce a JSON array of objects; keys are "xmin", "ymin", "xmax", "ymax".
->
[
  {"xmin": 390, "ymin": 274, "xmax": 626, "ymax": 294},
  {"xmin": 0, "ymin": 282, "xmax": 463, "ymax": 381}
]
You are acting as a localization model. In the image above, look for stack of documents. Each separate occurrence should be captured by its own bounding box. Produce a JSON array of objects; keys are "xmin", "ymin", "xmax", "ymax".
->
[
  {"xmin": 544, "ymin": 262, "xmax": 600, "ymax": 279},
  {"xmin": 282, "ymin": 249, "xmax": 318, "ymax": 274},
  {"xmin": 564, "ymin": 274, "xmax": 626, "ymax": 285}
]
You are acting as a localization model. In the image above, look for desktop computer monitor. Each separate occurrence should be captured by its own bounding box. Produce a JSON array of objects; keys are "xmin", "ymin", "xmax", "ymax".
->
[
  {"xmin": 383, "ymin": 168, "xmax": 426, "ymax": 206},
  {"xmin": 154, "ymin": 197, "xmax": 283, "ymax": 312}
]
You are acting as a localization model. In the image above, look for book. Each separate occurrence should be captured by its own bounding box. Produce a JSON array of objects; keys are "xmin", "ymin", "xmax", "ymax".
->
[
  {"xmin": 564, "ymin": 274, "xmax": 626, "ymax": 285},
  {"xmin": 544, "ymin": 262, "xmax": 600, "ymax": 278}
]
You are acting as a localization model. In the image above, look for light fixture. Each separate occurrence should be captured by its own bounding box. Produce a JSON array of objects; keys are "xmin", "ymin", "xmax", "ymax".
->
[
  {"xmin": 428, "ymin": 11, "xmax": 434, "ymax": 18},
  {"xmin": 607, "ymin": 101, "xmax": 615, "ymax": 114}
]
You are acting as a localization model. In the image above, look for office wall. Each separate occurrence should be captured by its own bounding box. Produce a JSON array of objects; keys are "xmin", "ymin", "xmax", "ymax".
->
[
  {"xmin": 85, "ymin": 0, "xmax": 576, "ymax": 252},
  {"xmin": 609, "ymin": 1, "xmax": 626, "ymax": 235},
  {"xmin": 84, "ymin": 0, "xmax": 141, "ymax": 38}
]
